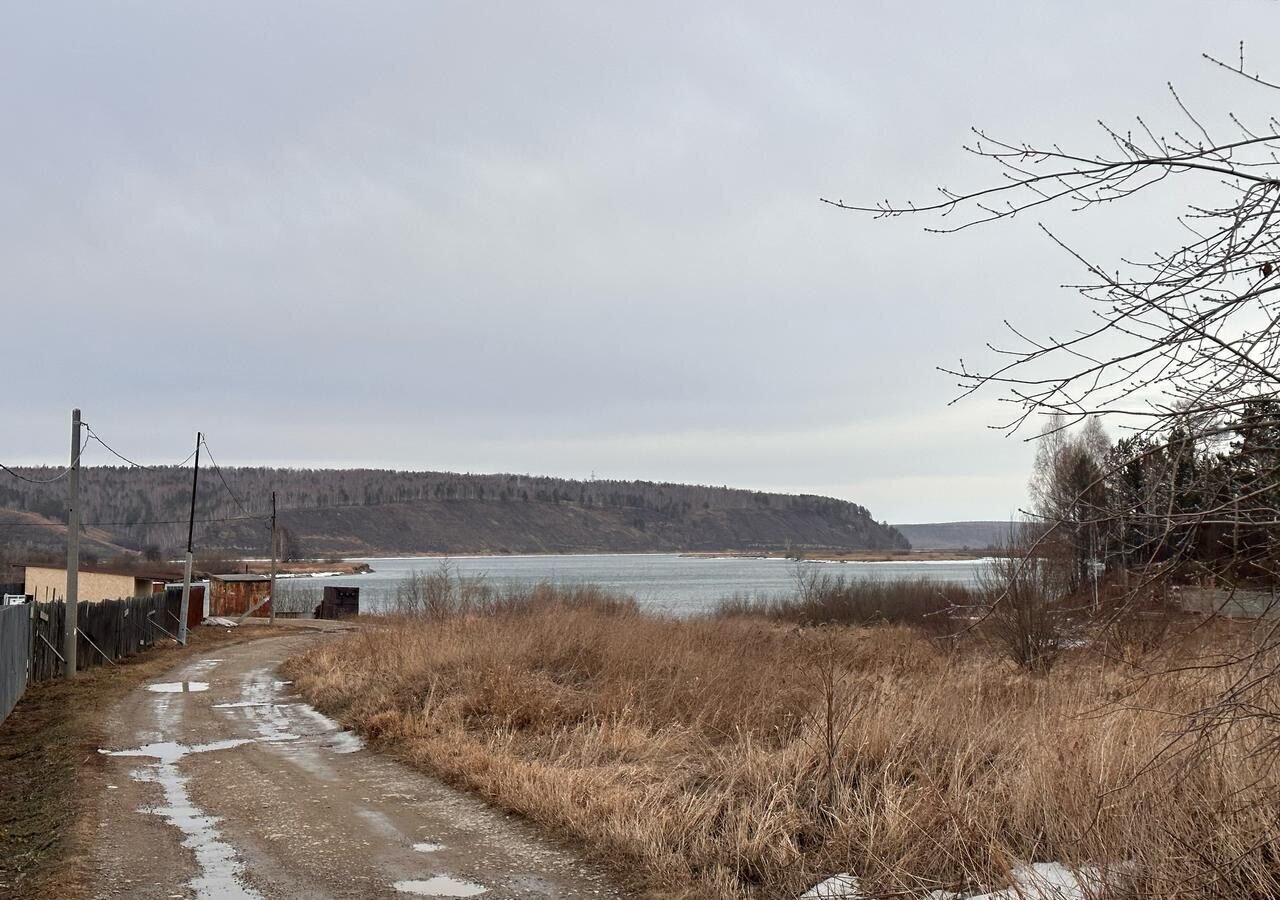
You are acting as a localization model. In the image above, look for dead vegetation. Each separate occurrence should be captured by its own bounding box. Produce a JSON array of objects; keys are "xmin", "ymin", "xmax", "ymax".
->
[
  {"xmin": 714, "ymin": 572, "xmax": 970, "ymax": 631},
  {"xmin": 284, "ymin": 585, "xmax": 1279, "ymax": 899}
]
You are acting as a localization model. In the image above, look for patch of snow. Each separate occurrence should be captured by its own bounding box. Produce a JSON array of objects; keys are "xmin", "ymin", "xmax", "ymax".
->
[
  {"xmin": 968, "ymin": 862, "xmax": 1097, "ymax": 900},
  {"xmin": 800, "ymin": 874, "xmax": 863, "ymax": 898},
  {"xmin": 797, "ymin": 863, "xmax": 1117, "ymax": 900},
  {"xmin": 325, "ymin": 731, "xmax": 365, "ymax": 754}
]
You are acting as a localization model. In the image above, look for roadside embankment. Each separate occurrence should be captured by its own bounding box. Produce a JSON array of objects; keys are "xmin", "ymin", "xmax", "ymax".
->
[{"xmin": 284, "ymin": 592, "xmax": 1278, "ymax": 899}]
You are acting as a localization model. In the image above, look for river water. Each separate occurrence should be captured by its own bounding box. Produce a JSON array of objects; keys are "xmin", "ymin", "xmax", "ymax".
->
[{"xmin": 283, "ymin": 553, "xmax": 992, "ymax": 617}]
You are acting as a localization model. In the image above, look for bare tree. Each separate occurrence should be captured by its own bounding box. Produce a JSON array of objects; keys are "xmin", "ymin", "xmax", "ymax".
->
[
  {"xmin": 828, "ymin": 45, "xmax": 1280, "ymax": 582},
  {"xmin": 1029, "ymin": 416, "xmax": 1111, "ymax": 591},
  {"xmin": 978, "ymin": 526, "xmax": 1068, "ymax": 672},
  {"xmin": 832, "ymin": 44, "xmax": 1280, "ymax": 893},
  {"xmin": 827, "ymin": 45, "xmax": 1280, "ymax": 446}
]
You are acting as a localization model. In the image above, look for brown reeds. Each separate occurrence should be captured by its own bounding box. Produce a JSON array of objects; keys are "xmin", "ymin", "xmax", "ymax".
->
[{"xmin": 284, "ymin": 587, "xmax": 1278, "ymax": 899}]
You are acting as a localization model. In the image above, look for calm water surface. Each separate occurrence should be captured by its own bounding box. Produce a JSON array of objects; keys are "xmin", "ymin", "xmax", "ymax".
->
[{"xmin": 290, "ymin": 553, "xmax": 991, "ymax": 616}]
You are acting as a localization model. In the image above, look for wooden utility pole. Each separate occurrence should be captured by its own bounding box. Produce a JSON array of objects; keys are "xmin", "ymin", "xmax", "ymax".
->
[
  {"xmin": 269, "ymin": 491, "xmax": 278, "ymax": 626},
  {"xmin": 63, "ymin": 408, "xmax": 82, "ymax": 678},
  {"xmin": 178, "ymin": 432, "xmax": 201, "ymax": 645}
]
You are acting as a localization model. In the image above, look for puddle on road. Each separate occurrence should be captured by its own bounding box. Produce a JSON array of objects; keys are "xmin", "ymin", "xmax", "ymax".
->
[
  {"xmin": 100, "ymin": 738, "xmax": 262, "ymax": 900},
  {"xmin": 147, "ymin": 681, "xmax": 210, "ymax": 693},
  {"xmin": 101, "ymin": 739, "xmax": 252, "ymax": 763},
  {"xmin": 393, "ymin": 876, "xmax": 487, "ymax": 897},
  {"xmin": 224, "ymin": 671, "xmax": 366, "ymax": 765},
  {"xmin": 413, "ymin": 842, "xmax": 446, "ymax": 853}
]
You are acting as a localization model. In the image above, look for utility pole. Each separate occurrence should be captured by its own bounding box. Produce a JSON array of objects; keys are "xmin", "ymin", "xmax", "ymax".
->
[
  {"xmin": 178, "ymin": 432, "xmax": 201, "ymax": 645},
  {"xmin": 63, "ymin": 408, "xmax": 82, "ymax": 678},
  {"xmin": 269, "ymin": 491, "xmax": 278, "ymax": 626}
]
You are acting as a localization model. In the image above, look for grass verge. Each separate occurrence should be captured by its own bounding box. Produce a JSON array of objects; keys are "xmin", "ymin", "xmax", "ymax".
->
[
  {"xmin": 285, "ymin": 593, "xmax": 1276, "ymax": 899},
  {"xmin": 0, "ymin": 624, "xmax": 273, "ymax": 900}
]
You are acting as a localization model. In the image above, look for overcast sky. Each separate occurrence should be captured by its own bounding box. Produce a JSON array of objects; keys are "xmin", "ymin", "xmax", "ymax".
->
[{"xmin": 5, "ymin": 2, "xmax": 1278, "ymax": 522}]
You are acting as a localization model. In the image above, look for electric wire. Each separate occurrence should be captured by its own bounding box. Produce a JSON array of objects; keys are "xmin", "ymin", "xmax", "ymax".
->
[
  {"xmin": 0, "ymin": 434, "xmax": 90, "ymax": 484},
  {"xmin": 0, "ymin": 461, "xmax": 73, "ymax": 484},
  {"xmin": 83, "ymin": 423, "xmax": 199, "ymax": 469},
  {"xmin": 0, "ymin": 512, "xmax": 269, "ymax": 530},
  {"xmin": 199, "ymin": 437, "xmax": 269, "ymax": 532}
]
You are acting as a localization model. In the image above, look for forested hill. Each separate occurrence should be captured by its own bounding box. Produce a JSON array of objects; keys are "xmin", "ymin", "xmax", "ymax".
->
[{"xmin": 0, "ymin": 467, "xmax": 908, "ymax": 558}]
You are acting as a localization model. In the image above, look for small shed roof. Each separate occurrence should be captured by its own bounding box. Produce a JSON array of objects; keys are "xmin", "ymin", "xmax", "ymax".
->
[{"xmin": 21, "ymin": 562, "xmax": 170, "ymax": 581}]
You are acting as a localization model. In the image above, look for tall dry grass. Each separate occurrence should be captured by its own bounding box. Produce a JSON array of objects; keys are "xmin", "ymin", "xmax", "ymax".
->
[
  {"xmin": 714, "ymin": 572, "xmax": 971, "ymax": 631},
  {"xmin": 284, "ymin": 591, "xmax": 1278, "ymax": 899}
]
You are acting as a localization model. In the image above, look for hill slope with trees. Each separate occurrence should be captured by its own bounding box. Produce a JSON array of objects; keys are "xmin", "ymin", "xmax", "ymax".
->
[{"xmin": 0, "ymin": 467, "xmax": 908, "ymax": 559}]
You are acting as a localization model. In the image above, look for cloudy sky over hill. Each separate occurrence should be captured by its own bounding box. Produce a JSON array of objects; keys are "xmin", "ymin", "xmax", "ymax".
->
[{"xmin": 6, "ymin": 1, "xmax": 1277, "ymax": 521}]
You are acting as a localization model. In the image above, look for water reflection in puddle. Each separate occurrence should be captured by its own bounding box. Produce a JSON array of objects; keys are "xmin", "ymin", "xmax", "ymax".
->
[
  {"xmin": 393, "ymin": 876, "xmax": 487, "ymax": 897},
  {"xmin": 100, "ymin": 739, "xmax": 252, "ymax": 763},
  {"xmin": 413, "ymin": 842, "xmax": 446, "ymax": 853},
  {"xmin": 147, "ymin": 681, "xmax": 210, "ymax": 693},
  {"xmin": 99, "ymin": 738, "xmax": 262, "ymax": 899}
]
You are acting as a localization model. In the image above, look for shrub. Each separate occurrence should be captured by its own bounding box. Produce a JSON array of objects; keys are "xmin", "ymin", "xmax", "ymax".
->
[{"xmin": 716, "ymin": 570, "xmax": 968, "ymax": 632}]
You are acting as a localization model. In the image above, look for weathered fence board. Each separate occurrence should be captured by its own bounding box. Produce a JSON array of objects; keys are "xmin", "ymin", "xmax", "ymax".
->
[
  {"xmin": 31, "ymin": 600, "xmax": 64, "ymax": 682},
  {"xmin": 16, "ymin": 594, "xmax": 175, "ymax": 704},
  {"xmin": 0, "ymin": 604, "xmax": 32, "ymax": 723}
]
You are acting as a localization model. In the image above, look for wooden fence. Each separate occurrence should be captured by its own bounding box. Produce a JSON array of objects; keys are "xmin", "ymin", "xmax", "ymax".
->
[{"xmin": 3, "ymin": 594, "xmax": 176, "ymax": 722}]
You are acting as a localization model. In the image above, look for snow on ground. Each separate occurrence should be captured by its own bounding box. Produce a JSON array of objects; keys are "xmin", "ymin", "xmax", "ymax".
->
[
  {"xmin": 798, "ymin": 863, "xmax": 1113, "ymax": 900},
  {"xmin": 800, "ymin": 874, "xmax": 861, "ymax": 898}
]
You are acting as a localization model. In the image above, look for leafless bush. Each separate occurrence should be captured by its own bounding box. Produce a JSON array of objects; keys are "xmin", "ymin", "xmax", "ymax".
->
[
  {"xmin": 1097, "ymin": 582, "xmax": 1179, "ymax": 662},
  {"xmin": 392, "ymin": 560, "xmax": 496, "ymax": 618},
  {"xmin": 716, "ymin": 569, "xmax": 967, "ymax": 632},
  {"xmin": 389, "ymin": 561, "xmax": 639, "ymax": 620},
  {"xmin": 978, "ymin": 552, "xmax": 1068, "ymax": 672},
  {"xmin": 271, "ymin": 579, "xmax": 319, "ymax": 615}
]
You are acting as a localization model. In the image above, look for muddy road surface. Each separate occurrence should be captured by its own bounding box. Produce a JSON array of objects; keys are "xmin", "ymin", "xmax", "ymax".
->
[{"xmin": 91, "ymin": 631, "xmax": 626, "ymax": 900}]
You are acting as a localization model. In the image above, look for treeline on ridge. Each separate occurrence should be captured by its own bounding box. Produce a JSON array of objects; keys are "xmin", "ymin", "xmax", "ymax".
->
[{"xmin": 0, "ymin": 467, "xmax": 907, "ymax": 558}]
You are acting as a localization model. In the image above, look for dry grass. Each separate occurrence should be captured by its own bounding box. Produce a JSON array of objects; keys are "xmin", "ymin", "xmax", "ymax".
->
[
  {"xmin": 714, "ymin": 574, "xmax": 971, "ymax": 631},
  {"xmin": 285, "ymin": 591, "xmax": 1279, "ymax": 899}
]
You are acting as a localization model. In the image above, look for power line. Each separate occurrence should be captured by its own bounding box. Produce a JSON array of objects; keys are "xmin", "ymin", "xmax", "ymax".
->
[
  {"xmin": 0, "ymin": 434, "xmax": 90, "ymax": 484},
  {"xmin": 0, "ymin": 512, "xmax": 270, "ymax": 530},
  {"xmin": 0, "ymin": 462, "xmax": 72, "ymax": 484},
  {"xmin": 91, "ymin": 512, "xmax": 270, "ymax": 527},
  {"xmin": 83, "ymin": 424, "xmax": 146, "ymax": 468},
  {"xmin": 198, "ymin": 437, "xmax": 266, "ymax": 530},
  {"xmin": 83, "ymin": 423, "xmax": 199, "ymax": 470}
]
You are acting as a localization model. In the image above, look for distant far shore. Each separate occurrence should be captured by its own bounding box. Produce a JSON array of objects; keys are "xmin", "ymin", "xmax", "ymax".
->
[
  {"xmin": 221, "ymin": 549, "xmax": 998, "ymax": 572},
  {"xmin": 282, "ymin": 547, "xmax": 998, "ymax": 563},
  {"xmin": 305, "ymin": 548, "xmax": 994, "ymax": 563},
  {"xmin": 680, "ymin": 549, "xmax": 997, "ymax": 562}
]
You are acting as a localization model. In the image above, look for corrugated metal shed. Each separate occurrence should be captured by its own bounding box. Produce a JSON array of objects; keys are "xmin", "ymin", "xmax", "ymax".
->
[{"xmin": 208, "ymin": 574, "xmax": 272, "ymax": 617}]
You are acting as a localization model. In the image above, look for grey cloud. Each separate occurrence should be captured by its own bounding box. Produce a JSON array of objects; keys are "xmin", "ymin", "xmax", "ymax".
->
[{"xmin": 4, "ymin": 1, "xmax": 1275, "ymax": 521}]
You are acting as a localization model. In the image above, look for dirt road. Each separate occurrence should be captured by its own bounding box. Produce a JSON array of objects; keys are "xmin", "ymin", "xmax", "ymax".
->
[{"xmin": 90, "ymin": 631, "xmax": 626, "ymax": 899}]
